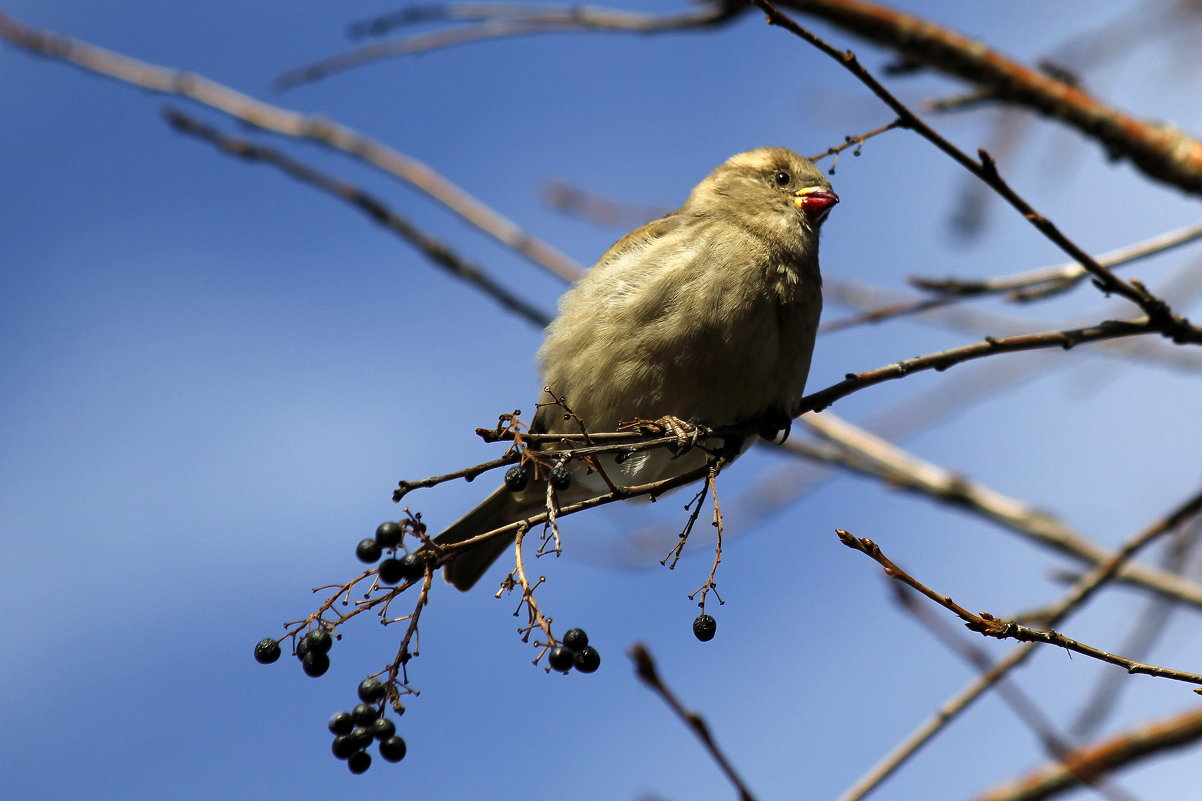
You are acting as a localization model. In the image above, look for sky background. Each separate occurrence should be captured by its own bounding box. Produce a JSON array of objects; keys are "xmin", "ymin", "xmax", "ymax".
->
[{"xmin": 4, "ymin": 1, "xmax": 1202, "ymax": 799}]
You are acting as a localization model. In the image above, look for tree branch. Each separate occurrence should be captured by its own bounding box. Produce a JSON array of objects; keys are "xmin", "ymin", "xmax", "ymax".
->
[
  {"xmin": 775, "ymin": 0, "xmax": 1202, "ymax": 197},
  {"xmin": 0, "ymin": 11, "xmax": 585, "ymax": 284},
  {"xmin": 753, "ymin": 0, "xmax": 1200, "ymax": 341},
  {"xmin": 163, "ymin": 108, "xmax": 552, "ymax": 327}
]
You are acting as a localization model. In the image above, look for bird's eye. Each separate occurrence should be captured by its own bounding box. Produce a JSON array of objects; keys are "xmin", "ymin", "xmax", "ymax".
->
[{"xmin": 773, "ymin": 170, "xmax": 792, "ymax": 187}]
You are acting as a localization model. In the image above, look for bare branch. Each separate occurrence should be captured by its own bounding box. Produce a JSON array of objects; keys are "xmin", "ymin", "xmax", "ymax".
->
[
  {"xmin": 821, "ymin": 217, "xmax": 1202, "ymax": 333},
  {"xmin": 629, "ymin": 643, "xmax": 757, "ymax": 801},
  {"xmin": 277, "ymin": 1, "xmax": 743, "ymax": 89},
  {"xmin": 0, "ymin": 11, "xmax": 585, "ymax": 283},
  {"xmin": 821, "ymin": 278, "xmax": 1202, "ymax": 373},
  {"xmin": 795, "ymin": 414, "xmax": 1202, "ymax": 609},
  {"xmin": 164, "ymin": 109, "xmax": 553, "ymax": 327},
  {"xmin": 887, "ymin": 585, "xmax": 1143, "ymax": 801},
  {"xmin": 911, "ymin": 218, "xmax": 1202, "ymax": 301},
  {"xmin": 805, "ymin": 118, "xmax": 904, "ymax": 171},
  {"xmin": 970, "ymin": 706, "xmax": 1202, "ymax": 801},
  {"xmin": 801, "ymin": 317, "xmax": 1200, "ymax": 416},
  {"xmin": 838, "ymin": 529, "xmax": 1202, "ymax": 686},
  {"xmin": 753, "ymin": 0, "xmax": 1200, "ymax": 339},
  {"xmin": 774, "ymin": 0, "xmax": 1202, "ymax": 198}
]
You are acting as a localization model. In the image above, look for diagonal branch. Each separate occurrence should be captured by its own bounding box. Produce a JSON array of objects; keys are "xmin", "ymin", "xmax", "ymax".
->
[
  {"xmin": 838, "ymin": 529, "xmax": 1202, "ymax": 686},
  {"xmin": 630, "ymin": 643, "xmax": 757, "ymax": 801},
  {"xmin": 969, "ymin": 706, "xmax": 1202, "ymax": 801},
  {"xmin": 796, "ymin": 413, "xmax": 1202, "ymax": 609},
  {"xmin": 753, "ymin": 0, "xmax": 1199, "ymax": 341},
  {"xmin": 775, "ymin": 0, "xmax": 1202, "ymax": 198},
  {"xmin": 163, "ymin": 108, "xmax": 552, "ymax": 327},
  {"xmin": 0, "ymin": 11, "xmax": 585, "ymax": 284}
]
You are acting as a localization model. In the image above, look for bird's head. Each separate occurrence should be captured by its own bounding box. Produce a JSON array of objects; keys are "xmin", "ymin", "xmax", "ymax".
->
[{"xmin": 685, "ymin": 147, "xmax": 839, "ymax": 238}]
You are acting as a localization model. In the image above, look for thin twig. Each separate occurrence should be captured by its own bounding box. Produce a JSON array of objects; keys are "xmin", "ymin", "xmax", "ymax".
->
[
  {"xmin": 687, "ymin": 465, "xmax": 727, "ymax": 611},
  {"xmin": 509, "ymin": 523, "xmax": 558, "ymax": 659},
  {"xmin": 386, "ymin": 567, "xmax": 435, "ymax": 692},
  {"xmin": 662, "ymin": 484, "xmax": 710, "ymax": 569},
  {"xmin": 801, "ymin": 316, "xmax": 1200, "ymax": 415},
  {"xmin": 393, "ymin": 454, "xmax": 520, "ymax": 502},
  {"xmin": 806, "ymin": 118, "xmax": 903, "ymax": 172},
  {"xmin": 629, "ymin": 643, "xmax": 757, "ymax": 801},
  {"xmin": 278, "ymin": 2, "xmax": 743, "ymax": 89},
  {"xmin": 838, "ymin": 529, "xmax": 1202, "ymax": 686}
]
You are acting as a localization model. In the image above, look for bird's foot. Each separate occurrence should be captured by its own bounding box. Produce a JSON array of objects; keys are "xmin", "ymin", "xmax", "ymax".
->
[{"xmin": 622, "ymin": 415, "xmax": 703, "ymax": 451}]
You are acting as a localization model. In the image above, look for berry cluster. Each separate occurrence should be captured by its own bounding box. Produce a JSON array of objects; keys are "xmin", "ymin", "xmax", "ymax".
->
[
  {"xmin": 547, "ymin": 628, "xmax": 601, "ymax": 674},
  {"xmin": 328, "ymin": 679, "xmax": 408, "ymax": 774},
  {"xmin": 253, "ymin": 628, "xmax": 334, "ymax": 677},
  {"xmin": 356, "ymin": 521, "xmax": 430, "ymax": 585}
]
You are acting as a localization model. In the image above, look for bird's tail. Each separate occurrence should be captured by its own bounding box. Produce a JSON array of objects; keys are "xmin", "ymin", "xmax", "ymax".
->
[{"xmin": 434, "ymin": 483, "xmax": 536, "ymax": 591}]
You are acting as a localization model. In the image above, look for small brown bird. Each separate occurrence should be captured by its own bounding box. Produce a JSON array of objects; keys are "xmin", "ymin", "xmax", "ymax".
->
[{"xmin": 435, "ymin": 147, "xmax": 838, "ymax": 590}]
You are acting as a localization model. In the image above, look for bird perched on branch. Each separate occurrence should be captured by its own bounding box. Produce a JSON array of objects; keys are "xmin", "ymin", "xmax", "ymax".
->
[{"xmin": 434, "ymin": 147, "xmax": 839, "ymax": 590}]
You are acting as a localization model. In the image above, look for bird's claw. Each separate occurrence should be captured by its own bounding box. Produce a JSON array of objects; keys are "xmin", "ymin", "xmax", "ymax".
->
[{"xmin": 622, "ymin": 415, "xmax": 702, "ymax": 451}]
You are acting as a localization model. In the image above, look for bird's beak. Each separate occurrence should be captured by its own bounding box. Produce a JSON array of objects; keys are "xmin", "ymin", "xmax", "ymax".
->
[{"xmin": 792, "ymin": 186, "xmax": 839, "ymax": 219}]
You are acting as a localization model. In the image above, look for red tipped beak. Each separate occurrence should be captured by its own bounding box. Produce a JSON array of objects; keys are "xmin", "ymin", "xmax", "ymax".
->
[{"xmin": 794, "ymin": 188, "xmax": 839, "ymax": 218}]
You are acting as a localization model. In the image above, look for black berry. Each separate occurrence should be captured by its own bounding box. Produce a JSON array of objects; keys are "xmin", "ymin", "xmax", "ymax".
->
[
  {"xmin": 347, "ymin": 749, "xmax": 372, "ymax": 774},
  {"xmin": 378, "ymin": 558, "xmax": 405, "ymax": 584},
  {"xmin": 562, "ymin": 628, "xmax": 589, "ymax": 649},
  {"xmin": 349, "ymin": 727, "xmax": 373, "ymax": 750},
  {"xmin": 328, "ymin": 711, "xmax": 354, "ymax": 735},
  {"xmin": 352, "ymin": 703, "xmax": 379, "ymax": 726},
  {"xmin": 254, "ymin": 638, "xmax": 281, "ymax": 664},
  {"xmin": 379, "ymin": 735, "xmax": 407, "ymax": 763},
  {"xmin": 357, "ymin": 678, "xmax": 386, "ymax": 704},
  {"xmin": 549, "ymin": 464, "xmax": 571, "ymax": 491},
  {"xmin": 504, "ymin": 465, "xmax": 529, "ymax": 492},
  {"xmin": 331, "ymin": 734, "xmax": 357, "ymax": 760},
  {"xmin": 356, "ymin": 538, "xmax": 382, "ymax": 564},
  {"xmin": 693, "ymin": 614, "xmax": 717, "ymax": 642},
  {"xmin": 548, "ymin": 645, "xmax": 575, "ymax": 673},
  {"xmin": 375, "ymin": 521, "xmax": 402, "ymax": 548},
  {"xmin": 574, "ymin": 645, "xmax": 601, "ymax": 673},
  {"xmin": 370, "ymin": 716, "xmax": 396, "ymax": 741},
  {"xmin": 302, "ymin": 651, "xmax": 330, "ymax": 677},
  {"xmin": 397, "ymin": 553, "xmax": 427, "ymax": 582},
  {"xmin": 299, "ymin": 628, "xmax": 333, "ymax": 656}
]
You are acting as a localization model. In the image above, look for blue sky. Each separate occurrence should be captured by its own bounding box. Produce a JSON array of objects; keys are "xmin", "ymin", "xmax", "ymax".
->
[{"xmin": 4, "ymin": 1, "xmax": 1202, "ymax": 799}]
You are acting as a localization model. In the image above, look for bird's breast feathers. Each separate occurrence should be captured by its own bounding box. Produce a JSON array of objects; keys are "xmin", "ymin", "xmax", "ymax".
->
[{"xmin": 539, "ymin": 221, "xmax": 820, "ymax": 432}]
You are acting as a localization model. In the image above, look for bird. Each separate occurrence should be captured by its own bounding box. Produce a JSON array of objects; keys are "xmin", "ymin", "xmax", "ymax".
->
[{"xmin": 433, "ymin": 147, "xmax": 838, "ymax": 591}]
